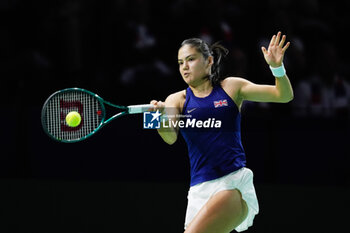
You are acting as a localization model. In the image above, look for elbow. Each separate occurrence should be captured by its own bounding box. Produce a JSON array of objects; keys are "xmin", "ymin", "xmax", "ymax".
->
[
  {"xmin": 164, "ymin": 137, "xmax": 177, "ymax": 145},
  {"xmin": 158, "ymin": 129, "xmax": 178, "ymax": 145},
  {"xmin": 280, "ymin": 93, "xmax": 294, "ymax": 103},
  {"xmin": 286, "ymin": 91, "xmax": 294, "ymax": 102},
  {"xmin": 162, "ymin": 133, "xmax": 178, "ymax": 145}
]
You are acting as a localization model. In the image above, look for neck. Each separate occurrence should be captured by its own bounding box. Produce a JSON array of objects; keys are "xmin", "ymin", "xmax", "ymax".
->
[{"xmin": 189, "ymin": 80, "xmax": 213, "ymax": 98}]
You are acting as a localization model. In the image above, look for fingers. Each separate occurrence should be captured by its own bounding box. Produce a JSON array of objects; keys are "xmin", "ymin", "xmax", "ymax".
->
[
  {"xmin": 263, "ymin": 32, "xmax": 290, "ymax": 66},
  {"xmin": 279, "ymin": 34, "xmax": 286, "ymax": 47},
  {"xmin": 269, "ymin": 32, "xmax": 282, "ymax": 48},
  {"xmin": 150, "ymin": 100, "xmax": 158, "ymax": 111},
  {"xmin": 149, "ymin": 100, "xmax": 165, "ymax": 111},
  {"xmin": 282, "ymin": 41, "xmax": 290, "ymax": 52},
  {"xmin": 150, "ymin": 100, "xmax": 158, "ymax": 105},
  {"xmin": 269, "ymin": 31, "xmax": 290, "ymax": 51},
  {"xmin": 274, "ymin": 31, "xmax": 281, "ymax": 46},
  {"xmin": 269, "ymin": 34, "xmax": 276, "ymax": 48},
  {"xmin": 269, "ymin": 31, "xmax": 289, "ymax": 47},
  {"xmin": 261, "ymin": 46, "xmax": 268, "ymax": 55},
  {"xmin": 277, "ymin": 32, "xmax": 290, "ymax": 52}
]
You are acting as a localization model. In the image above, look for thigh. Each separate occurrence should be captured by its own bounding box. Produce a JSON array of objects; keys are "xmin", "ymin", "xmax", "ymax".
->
[{"xmin": 184, "ymin": 189, "xmax": 248, "ymax": 233}]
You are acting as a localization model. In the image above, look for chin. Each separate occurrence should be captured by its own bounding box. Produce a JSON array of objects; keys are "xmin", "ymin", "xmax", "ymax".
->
[{"xmin": 182, "ymin": 77, "xmax": 190, "ymax": 84}]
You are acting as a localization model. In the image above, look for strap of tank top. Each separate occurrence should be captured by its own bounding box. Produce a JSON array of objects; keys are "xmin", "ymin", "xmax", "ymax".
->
[{"xmin": 182, "ymin": 87, "xmax": 191, "ymax": 115}]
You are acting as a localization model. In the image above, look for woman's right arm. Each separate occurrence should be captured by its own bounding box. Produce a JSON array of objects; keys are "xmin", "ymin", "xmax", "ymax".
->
[{"xmin": 150, "ymin": 92, "xmax": 183, "ymax": 145}]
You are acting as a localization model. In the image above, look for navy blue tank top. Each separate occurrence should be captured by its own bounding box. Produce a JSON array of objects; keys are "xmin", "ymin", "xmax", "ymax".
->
[{"xmin": 180, "ymin": 85, "xmax": 246, "ymax": 186}]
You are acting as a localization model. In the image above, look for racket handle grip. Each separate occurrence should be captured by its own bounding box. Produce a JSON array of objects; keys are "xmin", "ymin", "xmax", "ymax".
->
[{"xmin": 128, "ymin": 104, "xmax": 154, "ymax": 114}]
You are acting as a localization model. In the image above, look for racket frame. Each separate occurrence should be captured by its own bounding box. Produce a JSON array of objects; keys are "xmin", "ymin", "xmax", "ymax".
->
[{"xmin": 41, "ymin": 87, "xmax": 149, "ymax": 143}]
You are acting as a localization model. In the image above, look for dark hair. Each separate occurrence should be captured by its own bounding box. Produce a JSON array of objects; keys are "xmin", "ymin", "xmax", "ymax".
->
[{"xmin": 180, "ymin": 38, "xmax": 229, "ymax": 86}]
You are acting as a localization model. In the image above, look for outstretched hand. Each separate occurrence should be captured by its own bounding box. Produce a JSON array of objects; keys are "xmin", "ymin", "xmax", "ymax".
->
[{"xmin": 261, "ymin": 31, "xmax": 290, "ymax": 68}]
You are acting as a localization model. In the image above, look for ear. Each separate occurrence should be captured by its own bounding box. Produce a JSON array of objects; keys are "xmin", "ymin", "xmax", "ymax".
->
[{"xmin": 207, "ymin": 55, "xmax": 214, "ymax": 67}]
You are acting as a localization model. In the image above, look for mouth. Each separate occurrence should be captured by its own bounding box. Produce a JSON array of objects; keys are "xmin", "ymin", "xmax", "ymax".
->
[{"xmin": 183, "ymin": 72, "xmax": 190, "ymax": 77}]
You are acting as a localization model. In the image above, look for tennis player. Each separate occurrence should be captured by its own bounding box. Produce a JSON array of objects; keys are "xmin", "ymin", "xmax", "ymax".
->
[{"xmin": 151, "ymin": 31, "xmax": 293, "ymax": 233}]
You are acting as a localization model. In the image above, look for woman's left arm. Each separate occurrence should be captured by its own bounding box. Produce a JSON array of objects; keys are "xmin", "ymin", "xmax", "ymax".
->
[{"xmin": 237, "ymin": 32, "xmax": 294, "ymax": 103}]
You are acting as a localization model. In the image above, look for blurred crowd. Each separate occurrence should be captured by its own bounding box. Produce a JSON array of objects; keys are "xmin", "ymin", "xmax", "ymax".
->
[{"xmin": 2, "ymin": 0, "xmax": 350, "ymax": 119}]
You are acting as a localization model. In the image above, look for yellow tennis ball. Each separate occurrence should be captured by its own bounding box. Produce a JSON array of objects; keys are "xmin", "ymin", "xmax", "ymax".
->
[{"xmin": 66, "ymin": 111, "xmax": 81, "ymax": 127}]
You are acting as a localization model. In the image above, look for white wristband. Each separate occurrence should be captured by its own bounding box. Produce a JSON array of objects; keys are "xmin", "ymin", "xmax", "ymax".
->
[{"xmin": 269, "ymin": 63, "xmax": 286, "ymax": 78}]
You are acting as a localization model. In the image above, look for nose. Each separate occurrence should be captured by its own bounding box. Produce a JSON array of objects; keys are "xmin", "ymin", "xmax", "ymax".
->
[{"xmin": 182, "ymin": 61, "xmax": 189, "ymax": 70}]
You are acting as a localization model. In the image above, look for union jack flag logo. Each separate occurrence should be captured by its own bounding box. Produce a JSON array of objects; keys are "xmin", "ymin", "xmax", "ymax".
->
[{"xmin": 214, "ymin": 99, "xmax": 228, "ymax": 108}]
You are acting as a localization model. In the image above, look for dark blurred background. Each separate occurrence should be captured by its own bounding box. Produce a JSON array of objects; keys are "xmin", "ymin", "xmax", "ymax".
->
[{"xmin": 1, "ymin": 0, "xmax": 349, "ymax": 232}]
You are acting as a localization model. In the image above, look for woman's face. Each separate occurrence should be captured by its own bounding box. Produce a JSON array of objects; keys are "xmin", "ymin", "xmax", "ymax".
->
[{"xmin": 178, "ymin": 44, "xmax": 212, "ymax": 86}]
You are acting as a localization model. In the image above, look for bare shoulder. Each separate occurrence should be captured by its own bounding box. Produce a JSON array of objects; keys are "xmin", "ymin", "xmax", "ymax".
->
[
  {"xmin": 166, "ymin": 89, "xmax": 186, "ymax": 102},
  {"xmin": 221, "ymin": 77, "xmax": 247, "ymax": 98},
  {"xmin": 221, "ymin": 76, "xmax": 247, "ymax": 87},
  {"xmin": 165, "ymin": 89, "xmax": 186, "ymax": 108}
]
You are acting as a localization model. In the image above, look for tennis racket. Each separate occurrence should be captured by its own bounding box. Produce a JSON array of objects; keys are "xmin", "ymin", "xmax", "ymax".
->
[{"xmin": 41, "ymin": 87, "xmax": 154, "ymax": 143}]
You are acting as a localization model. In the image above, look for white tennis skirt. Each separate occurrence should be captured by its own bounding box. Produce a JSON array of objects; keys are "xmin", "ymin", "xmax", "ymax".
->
[{"xmin": 184, "ymin": 167, "xmax": 259, "ymax": 232}]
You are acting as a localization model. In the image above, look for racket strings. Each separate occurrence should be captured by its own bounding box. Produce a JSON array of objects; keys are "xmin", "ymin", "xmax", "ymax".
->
[{"xmin": 43, "ymin": 90, "xmax": 103, "ymax": 141}]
